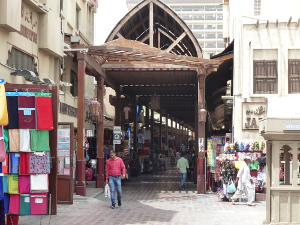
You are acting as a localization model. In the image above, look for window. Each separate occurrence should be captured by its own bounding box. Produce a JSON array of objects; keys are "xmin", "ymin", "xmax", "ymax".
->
[
  {"xmin": 217, "ymin": 14, "xmax": 223, "ymax": 20},
  {"xmin": 76, "ymin": 4, "xmax": 81, "ymax": 30},
  {"xmin": 205, "ymin": 42, "xmax": 216, "ymax": 48},
  {"xmin": 254, "ymin": 0, "xmax": 261, "ymax": 16},
  {"xmin": 205, "ymin": 32, "xmax": 216, "ymax": 39},
  {"xmin": 70, "ymin": 70, "xmax": 78, "ymax": 97},
  {"xmin": 206, "ymin": 24, "xmax": 216, "ymax": 30},
  {"xmin": 288, "ymin": 60, "xmax": 300, "ymax": 93},
  {"xmin": 7, "ymin": 47, "xmax": 36, "ymax": 71},
  {"xmin": 217, "ymin": 42, "xmax": 224, "ymax": 48},
  {"xmin": 205, "ymin": 14, "xmax": 216, "ymax": 20},
  {"xmin": 253, "ymin": 60, "xmax": 278, "ymax": 94},
  {"xmin": 205, "ymin": 6, "xmax": 216, "ymax": 11},
  {"xmin": 194, "ymin": 24, "xmax": 204, "ymax": 29},
  {"xmin": 193, "ymin": 15, "xmax": 204, "ymax": 20},
  {"xmin": 217, "ymin": 32, "xmax": 223, "ymax": 38},
  {"xmin": 217, "ymin": 24, "xmax": 223, "ymax": 29}
]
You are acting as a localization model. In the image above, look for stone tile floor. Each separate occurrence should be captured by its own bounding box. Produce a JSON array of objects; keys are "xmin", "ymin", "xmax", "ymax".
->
[{"xmin": 17, "ymin": 165, "xmax": 266, "ymax": 225}]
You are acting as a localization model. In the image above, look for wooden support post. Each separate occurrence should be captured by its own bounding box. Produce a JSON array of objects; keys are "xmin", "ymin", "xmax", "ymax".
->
[
  {"xmin": 96, "ymin": 77, "xmax": 105, "ymax": 188},
  {"xmin": 149, "ymin": 2, "xmax": 154, "ymax": 47},
  {"xmin": 76, "ymin": 52, "xmax": 86, "ymax": 196},
  {"xmin": 150, "ymin": 109, "xmax": 154, "ymax": 150}
]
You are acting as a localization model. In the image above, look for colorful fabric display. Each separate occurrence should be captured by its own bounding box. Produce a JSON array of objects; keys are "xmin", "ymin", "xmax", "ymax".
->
[
  {"xmin": 20, "ymin": 194, "xmax": 30, "ymax": 215},
  {"xmin": 35, "ymin": 93, "xmax": 54, "ymax": 130},
  {"xmin": 2, "ymin": 154, "xmax": 8, "ymax": 174},
  {"xmin": 29, "ymin": 152, "xmax": 50, "ymax": 174},
  {"xmin": 0, "ymin": 84, "xmax": 9, "ymax": 126},
  {"xmin": 9, "ymin": 153, "xmax": 20, "ymax": 174},
  {"xmin": 19, "ymin": 152, "xmax": 30, "ymax": 175},
  {"xmin": 8, "ymin": 129, "xmax": 20, "ymax": 152},
  {"xmin": 3, "ymin": 128, "xmax": 9, "ymax": 152},
  {"xmin": 30, "ymin": 130, "xmax": 50, "ymax": 151},
  {"xmin": 8, "ymin": 175, "xmax": 18, "ymax": 194},
  {"xmin": 3, "ymin": 194, "xmax": 9, "ymax": 214},
  {"xmin": 0, "ymin": 126, "xmax": 5, "ymax": 162},
  {"xmin": 30, "ymin": 193, "xmax": 48, "ymax": 215},
  {"xmin": 20, "ymin": 129, "xmax": 31, "ymax": 152},
  {"xmin": 0, "ymin": 165, "xmax": 3, "ymax": 200},
  {"xmin": 5, "ymin": 94, "xmax": 19, "ymax": 129},
  {"xmin": 30, "ymin": 174, "xmax": 48, "ymax": 192},
  {"xmin": 234, "ymin": 161, "xmax": 244, "ymax": 169},
  {"xmin": 3, "ymin": 175, "xmax": 7, "ymax": 193},
  {"xmin": 19, "ymin": 175, "xmax": 30, "ymax": 193},
  {"xmin": 8, "ymin": 194, "xmax": 20, "ymax": 215},
  {"xmin": 18, "ymin": 94, "xmax": 36, "ymax": 129}
]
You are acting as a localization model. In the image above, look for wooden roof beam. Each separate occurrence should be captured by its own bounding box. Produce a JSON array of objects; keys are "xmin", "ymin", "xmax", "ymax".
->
[{"xmin": 166, "ymin": 32, "xmax": 187, "ymax": 53}]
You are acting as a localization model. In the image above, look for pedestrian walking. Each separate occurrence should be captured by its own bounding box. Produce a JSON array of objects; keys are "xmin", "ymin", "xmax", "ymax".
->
[
  {"xmin": 176, "ymin": 152, "xmax": 189, "ymax": 190},
  {"xmin": 231, "ymin": 156, "xmax": 256, "ymax": 206},
  {"xmin": 106, "ymin": 150, "xmax": 126, "ymax": 209}
]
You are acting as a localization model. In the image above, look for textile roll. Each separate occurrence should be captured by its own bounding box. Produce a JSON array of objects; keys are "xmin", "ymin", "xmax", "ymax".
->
[
  {"xmin": 29, "ymin": 152, "xmax": 50, "ymax": 174},
  {"xmin": 0, "ymin": 84, "xmax": 8, "ymax": 126},
  {"xmin": 30, "ymin": 130, "xmax": 50, "ymax": 151},
  {"xmin": 30, "ymin": 193, "xmax": 48, "ymax": 215},
  {"xmin": 6, "ymin": 95, "xmax": 19, "ymax": 129},
  {"xmin": 0, "ymin": 164, "xmax": 3, "ymax": 200},
  {"xmin": 30, "ymin": 174, "xmax": 48, "ymax": 192},
  {"xmin": 0, "ymin": 126, "xmax": 5, "ymax": 162},
  {"xmin": 18, "ymin": 94, "xmax": 36, "ymax": 129},
  {"xmin": 3, "ymin": 128, "xmax": 8, "ymax": 152},
  {"xmin": 8, "ymin": 194, "xmax": 20, "ymax": 215},
  {"xmin": 19, "ymin": 175, "xmax": 30, "ymax": 193},
  {"xmin": 35, "ymin": 93, "xmax": 53, "ymax": 130},
  {"xmin": 8, "ymin": 175, "xmax": 18, "ymax": 194},
  {"xmin": 3, "ymin": 175, "xmax": 7, "ymax": 193},
  {"xmin": 8, "ymin": 129, "xmax": 20, "ymax": 152},
  {"xmin": 20, "ymin": 129, "xmax": 31, "ymax": 152},
  {"xmin": 20, "ymin": 194, "xmax": 30, "ymax": 215},
  {"xmin": 19, "ymin": 152, "xmax": 30, "ymax": 175},
  {"xmin": 9, "ymin": 153, "xmax": 20, "ymax": 174},
  {"xmin": 3, "ymin": 194, "xmax": 9, "ymax": 215}
]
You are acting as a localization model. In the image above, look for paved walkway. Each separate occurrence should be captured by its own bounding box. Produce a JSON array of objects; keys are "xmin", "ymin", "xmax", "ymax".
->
[{"xmin": 18, "ymin": 166, "xmax": 266, "ymax": 225}]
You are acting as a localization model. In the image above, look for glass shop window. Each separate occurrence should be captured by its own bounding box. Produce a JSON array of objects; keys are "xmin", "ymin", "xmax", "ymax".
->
[{"xmin": 279, "ymin": 145, "xmax": 293, "ymax": 185}]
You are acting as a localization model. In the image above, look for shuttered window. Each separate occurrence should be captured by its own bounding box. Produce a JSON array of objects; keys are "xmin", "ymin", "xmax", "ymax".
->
[
  {"xmin": 253, "ymin": 60, "xmax": 278, "ymax": 94},
  {"xmin": 288, "ymin": 60, "xmax": 300, "ymax": 93}
]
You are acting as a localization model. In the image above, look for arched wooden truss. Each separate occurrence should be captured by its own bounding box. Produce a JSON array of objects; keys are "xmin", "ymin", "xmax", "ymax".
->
[{"xmin": 106, "ymin": 0, "xmax": 202, "ymax": 58}]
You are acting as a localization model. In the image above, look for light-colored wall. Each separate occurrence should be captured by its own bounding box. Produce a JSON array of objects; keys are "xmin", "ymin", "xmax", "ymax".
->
[{"xmin": 232, "ymin": 20, "xmax": 300, "ymax": 143}]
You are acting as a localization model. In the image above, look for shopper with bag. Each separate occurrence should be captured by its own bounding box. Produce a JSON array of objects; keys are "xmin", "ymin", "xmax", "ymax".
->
[
  {"xmin": 231, "ymin": 156, "xmax": 256, "ymax": 206},
  {"xmin": 176, "ymin": 152, "xmax": 189, "ymax": 190},
  {"xmin": 106, "ymin": 151, "xmax": 126, "ymax": 209}
]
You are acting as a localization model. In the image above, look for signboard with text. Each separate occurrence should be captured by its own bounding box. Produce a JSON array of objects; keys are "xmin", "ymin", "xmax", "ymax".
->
[
  {"xmin": 242, "ymin": 102, "xmax": 267, "ymax": 130},
  {"xmin": 113, "ymin": 126, "xmax": 121, "ymax": 144}
]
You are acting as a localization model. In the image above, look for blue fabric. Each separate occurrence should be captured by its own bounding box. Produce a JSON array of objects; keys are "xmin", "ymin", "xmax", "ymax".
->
[
  {"xmin": 9, "ymin": 153, "xmax": 20, "ymax": 174},
  {"xmin": 2, "ymin": 175, "xmax": 7, "ymax": 193},
  {"xmin": 136, "ymin": 105, "xmax": 141, "ymax": 122},
  {"xmin": 3, "ymin": 194, "xmax": 9, "ymax": 215},
  {"xmin": 180, "ymin": 172, "xmax": 187, "ymax": 188},
  {"xmin": 0, "ymin": 163, "xmax": 3, "ymax": 200},
  {"xmin": 109, "ymin": 175, "xmax": 122, "ymax": 206}
]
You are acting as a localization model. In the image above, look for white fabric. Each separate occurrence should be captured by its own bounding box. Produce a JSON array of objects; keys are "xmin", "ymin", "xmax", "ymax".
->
[
  {"xmin": 232, "ymin": 162, "xmax": 255, "ymax": 204},
  {"xmin": 20, "ymin": 129, "xmax": 31, "ymax": 152},
  {"xmin": 143, "ymin": 129, "xmax": 151, "ymax": 140},
  {"xmin": 137, "ymin": 133, "xmax": 144, "ymax": 143},
  {"xmin": 30, "ymin": 174, "xmax": 49, "ymax": 192}
]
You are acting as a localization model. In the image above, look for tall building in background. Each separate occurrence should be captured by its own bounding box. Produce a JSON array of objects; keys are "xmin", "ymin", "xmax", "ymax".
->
[{"xmin": 126, "ymin": 0, "xmax": 224, "ymax": 58}]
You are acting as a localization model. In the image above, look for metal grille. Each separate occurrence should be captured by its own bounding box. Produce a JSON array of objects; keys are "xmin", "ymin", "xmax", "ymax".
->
[
  {"xmin": 253, "ymin": 60, "xmax": 278, "ymax": 94},
  {"xmin": 288, "ymin": 60, "xmax": 300, "ymax": 93}
]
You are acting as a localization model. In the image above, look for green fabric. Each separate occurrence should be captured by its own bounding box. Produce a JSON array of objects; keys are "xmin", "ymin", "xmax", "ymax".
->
[
  {"xmin": 20, "ymin": 194, "xmax": 31, "ymax": 215},
  {"xmin": 30, "ymin": 130, "xmax": 50, "ymax": 151},
  {"xmin": 35, "ymin": 92, "xmax": 52, "ymax": 97},
  {"xmin": 8, "ymin": 174, "xmax": 18, "ymax": 194},
  {"xmin": 250, "ymin": 161, "xmax": 259, "ymax": 170},
  {"xmin": 177, "ymin": 157, "xmax": 189, "ymax": 173},
  {"xmin": 3, "ymin": 128, "xmax": 9, "ymax": 152}
]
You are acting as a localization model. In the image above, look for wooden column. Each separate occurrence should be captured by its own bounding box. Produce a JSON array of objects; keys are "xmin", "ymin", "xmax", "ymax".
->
[
  {"xmin": 165, "ymin": 114, "xmax": 168, "ymax": 149},
  {"xmin": 115, "ymin": 90, "xmax": 121, "ymax": 152},
  {"xmin": 133, "ymin": 96, "xmax": 138, "ymax": 154},
  {"xmin": 146, "ymin": 103, "xmax": 150, "ymax": 129},
  {"xmin": 96, "ymin": 77, "xmax": 104, "ymax": 188},
  {"xmin": 76, "ymin": 52, "xmax": 86, "ymax": 196},
  {"xmin": 149, "ymin": 2, "xmax": 154, "ymax": 47},
  {"xmin": 197, "ymin": 73, "xmax": 206, "ymax": 194},
  {"xmin": 150, "ymin": 109, "xmax": 154, "ymax": 150},
  {"xmin": 170, "ymin": 117, "xmax": 173, "ymax": 142}
]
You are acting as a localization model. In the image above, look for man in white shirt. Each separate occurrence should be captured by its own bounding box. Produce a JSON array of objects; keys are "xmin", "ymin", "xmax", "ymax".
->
[{"xmin": 231, "ymin": 156, "xmax": 256, "ymax": 206}]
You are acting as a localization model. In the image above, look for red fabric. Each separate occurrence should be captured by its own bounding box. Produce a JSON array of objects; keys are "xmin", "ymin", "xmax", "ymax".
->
[
  {"xmin": 35, "ymin": 96, "xmax": 53, "ymax": 130},
  {"xmin": 19, "ymin": 175, "xmax": 30, "ymax": 193},
  {"xmin": 86, "ymin": 168, "xmax": 93, "ymax": 181},
  {"xmin": 19, "ymin": 153, "xmax": 30, "ymax": 175},
  {"xmin": 0, "ymin": 126, "xmax": 5, "ymax": 161},
  {"xmin": 105, "ymin": 157, "xmax": 126, "ymax": 181},
  {"xmin": 30, "ymin": 193, "xmax": 48, "ymax": 215},
  {"xmin": 2, "ymin": 154, "xmax": 9, "ymax": 174},
  {"xmin": 18, "ymin": 96, "xmax": 36, "ymax": 129},
  {"xmin": 8, "ymin": 194, "xmax": 20, "ymax": 215}
]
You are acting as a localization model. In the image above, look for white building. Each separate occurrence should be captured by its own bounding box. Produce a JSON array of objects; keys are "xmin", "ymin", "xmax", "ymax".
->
[
  {"xmin": 126, "ymin": 0, "xmax": 225, "ymax": 58},
  {"xmin": 226, "ymin": 0, "xmax": 300, "ymax": 224}
]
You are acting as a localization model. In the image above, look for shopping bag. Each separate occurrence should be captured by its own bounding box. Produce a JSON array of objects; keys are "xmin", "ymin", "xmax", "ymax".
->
[
  {"xmin": 0, "ymin": 85, "xmax": 8, "ymax": 125},
  {"xmin": 104, "ymin": 184, "xmax": 111, "ymax": 198},
  {"xmin": 226, "ymin": 179, "xmax": 236, "ymax": 194}
]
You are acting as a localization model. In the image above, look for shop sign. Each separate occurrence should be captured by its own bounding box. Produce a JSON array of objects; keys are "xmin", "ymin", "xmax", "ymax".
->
[
  {"xmin": 113, "ymin": 126, "xmax": 121, "ymax": 144},
  {"xmin": 242, "ymin": 102, "xmax": 267, "ymax": 130},
  {"xmin": 283, "ymin": 121, "xmax": 300, "ymax": 131},
  {"xmin": 20, "ymin": 4, "xmax": 38, "ymax": 43}
]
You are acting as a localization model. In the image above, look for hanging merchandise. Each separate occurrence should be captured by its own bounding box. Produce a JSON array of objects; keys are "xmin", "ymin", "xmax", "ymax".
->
[
  {"xmin": 0, "ymin": 84, "xmax": 8, "ymax": 125},
  {"xmin": 35, "ymin": 93, "xmax": 54, "ymax": 130},
  {"xmin": 5, "ymin": 92, "xmax": 19, "ymax": 129},
  {"xmin": 8, "ymin": 129, "xmax": 20, "ymax": 152},
  {"xmin": 30, "ymin": 130, "xmax": 50, "ymax": 151},
  {"xmin": 0, "ymin": 126, "xmax": 6, "ymax": 162},
  {"xmin": 19, "ymin": 129, "xmax": 31, "ymax": 152},
  {"xmin": 18, "ymin": 93, "xmax": 36, "ymax": 129}
]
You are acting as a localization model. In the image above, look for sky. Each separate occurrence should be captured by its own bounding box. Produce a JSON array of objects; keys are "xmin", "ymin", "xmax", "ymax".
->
[{"xmin": 94, "ymin": 0, "xmax": 129, "ymax": 45}]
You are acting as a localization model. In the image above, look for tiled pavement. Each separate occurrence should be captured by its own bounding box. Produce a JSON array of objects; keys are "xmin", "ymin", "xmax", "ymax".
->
[{"xmin": 18, "ymin": 165, "xmax": 266, "ymax": 225}]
